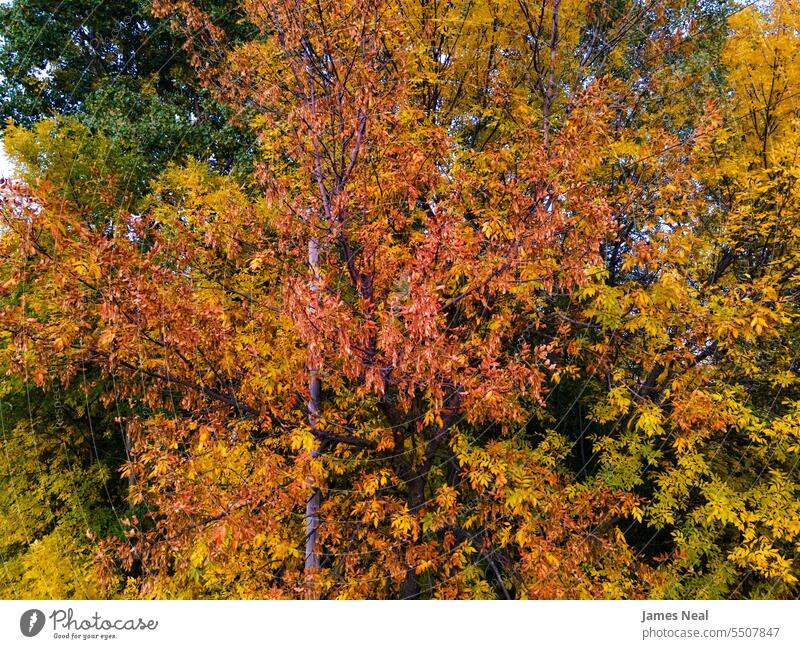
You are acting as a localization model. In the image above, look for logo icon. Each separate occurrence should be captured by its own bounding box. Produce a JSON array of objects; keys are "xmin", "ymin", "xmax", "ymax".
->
[{"xmin": 20, "ymin": 609, "xmax": 45, "ymax": 637}]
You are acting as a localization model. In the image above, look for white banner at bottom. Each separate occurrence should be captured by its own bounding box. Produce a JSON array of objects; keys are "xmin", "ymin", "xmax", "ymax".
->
[{"xmin": 1, "ymin": 600, "xmax": 798, "ymax": 649}]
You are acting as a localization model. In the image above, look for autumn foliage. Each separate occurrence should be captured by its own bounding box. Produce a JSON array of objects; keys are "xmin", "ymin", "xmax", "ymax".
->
[{"xmin": 1, "ymin": 0, "xmax": 799, "ymax": 599}]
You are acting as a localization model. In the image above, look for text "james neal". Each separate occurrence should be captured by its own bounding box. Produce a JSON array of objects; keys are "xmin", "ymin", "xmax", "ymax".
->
[{"xmin": 641, "ymin": 610, "xmax": 709, "ymax": 623}]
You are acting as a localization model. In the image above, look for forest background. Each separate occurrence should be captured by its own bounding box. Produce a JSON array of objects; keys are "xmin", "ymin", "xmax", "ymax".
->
[{"xmin": 0, "ymin": 0, "xmax": 799, "ymax": 600}]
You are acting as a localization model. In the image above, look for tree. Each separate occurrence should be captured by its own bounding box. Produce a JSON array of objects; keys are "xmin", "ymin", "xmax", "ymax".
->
[
  {"xmin": 0, "ymin": 0, "xmax": 255, "ymax": 598},
  {"xmin": 562, "ymin": 0, "xmax": 800, "ymax": 597},
  {"xmin": 1, "ymin": 0, "xmax": 798, "ymax": 600}
]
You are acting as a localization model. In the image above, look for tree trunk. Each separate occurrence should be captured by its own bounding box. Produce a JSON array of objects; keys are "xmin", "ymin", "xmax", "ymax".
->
[
  {"xmin": 305, "ymin": 235, "xmax": 321, "ymax": 599},
  {"xmin": 400, "ymin": 470, "xmax": 426, "ymax": 599}
]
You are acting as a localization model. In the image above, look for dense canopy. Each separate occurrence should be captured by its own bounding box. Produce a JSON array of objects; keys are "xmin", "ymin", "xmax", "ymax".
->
[{"xmin": 1, "ymin": 0, "xmax": 799, "ymax": 599}]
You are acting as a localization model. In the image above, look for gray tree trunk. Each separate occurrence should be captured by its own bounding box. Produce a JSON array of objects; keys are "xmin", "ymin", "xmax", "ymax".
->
[{"xmin": 305, "ymin": 235, "xmax": 321, "ymax": 598}]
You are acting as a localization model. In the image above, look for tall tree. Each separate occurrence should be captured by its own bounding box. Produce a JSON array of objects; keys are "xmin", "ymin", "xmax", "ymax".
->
[{"xmin": 2, "ymin": 0, "xmax": 798, "ymax": 600}]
